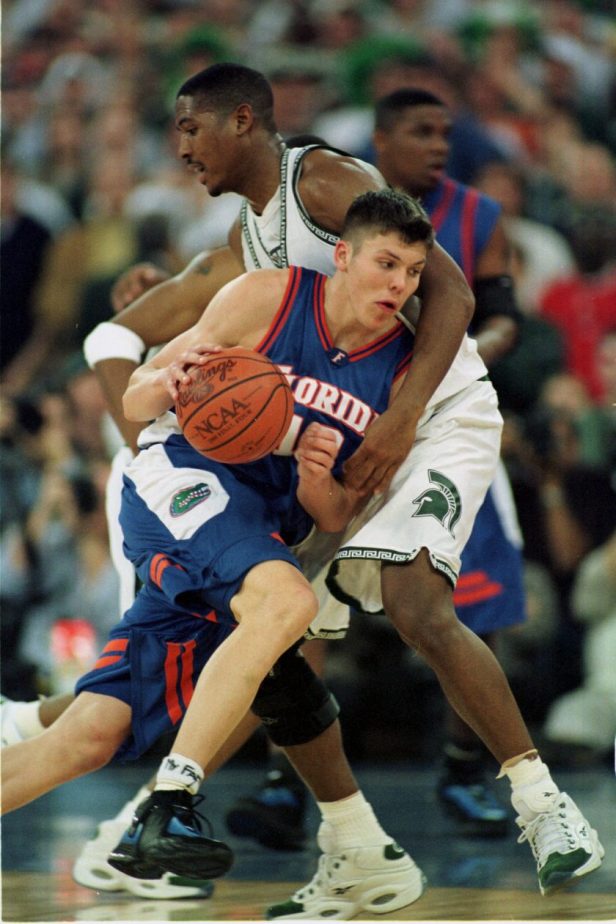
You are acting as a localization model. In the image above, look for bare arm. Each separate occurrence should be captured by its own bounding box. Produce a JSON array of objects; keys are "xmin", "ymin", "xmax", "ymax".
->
[
  {"xmin": 92, "ymin": 246, "xmax": 243, "ymax": 450},
  {"xmin": 344, "ymin": 242, "xmax": 474, "ymax": 493},
  {"xmin": 123, "ymin": 270, "xmax": 287, "ymax": 422},
  {"xmin": 301, "ymin": 150, "xmax": 475, "ymax": 494}
]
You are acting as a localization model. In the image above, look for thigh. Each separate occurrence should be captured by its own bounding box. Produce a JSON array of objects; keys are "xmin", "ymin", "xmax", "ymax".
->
[
  {"xmin": 120, "ymin": 443, "xmax": 301, "ymax": 619},
  {"xmin": 328, "ymin": 381, "xmax": 502, "ymax": 614},
  {"xmin": 231, "ymin": 559, "xmax": 311, "ymax": 625}
]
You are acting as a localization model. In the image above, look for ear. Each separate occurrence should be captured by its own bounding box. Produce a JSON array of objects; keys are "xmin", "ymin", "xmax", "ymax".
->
[
  {"xmin": 334, "ymin": 238, "xmax": 352, "ymax": 271},
  {"xmin": 234, "ymin": 103, "xmax": 254, "ymax": 136}
]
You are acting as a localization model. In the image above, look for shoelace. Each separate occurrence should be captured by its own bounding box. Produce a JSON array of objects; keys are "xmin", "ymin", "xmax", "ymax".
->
[
  {"xmin": 171, "ymin": 793, "xmax": 215, "ymax": 837},
  {"xmin": 517, "ymin": 801, "xmax": 578, "ymax": 866},
  {"xmin": 130, "ymin": 792, "xmax": 214, "ymax": 838},
  {"xmin": 295, "ymin": 853, "xmax": 348, "ymax": 900}
]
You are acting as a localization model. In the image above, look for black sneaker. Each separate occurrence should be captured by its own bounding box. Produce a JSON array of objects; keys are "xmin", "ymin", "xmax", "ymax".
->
[
  {"xmin": 438, "ymin": 776, "xmax": 509, "ymax": 838},
  {"xmin": 225, "ymin": 769, "xmax": 307, "ymax": 851},
  {"xmin": 108, "ymin": 790, "xmax": 234, "ymax": 880}
]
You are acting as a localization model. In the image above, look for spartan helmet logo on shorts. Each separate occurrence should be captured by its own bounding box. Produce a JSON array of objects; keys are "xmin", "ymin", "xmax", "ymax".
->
[{"xmin": 412, "ymin": 470, "xmax": 462, "ymax": 537}]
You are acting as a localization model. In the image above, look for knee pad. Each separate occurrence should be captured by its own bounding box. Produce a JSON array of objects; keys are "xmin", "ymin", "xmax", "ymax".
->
[{"xmin": 251, "ymin": 643, "xmax": 339, "ymax": 746}]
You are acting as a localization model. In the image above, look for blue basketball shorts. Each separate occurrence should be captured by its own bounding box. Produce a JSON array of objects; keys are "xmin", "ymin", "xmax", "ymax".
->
[{"xmin": 455, "ymin": 461, "xmax": 527, "ymax": 634}]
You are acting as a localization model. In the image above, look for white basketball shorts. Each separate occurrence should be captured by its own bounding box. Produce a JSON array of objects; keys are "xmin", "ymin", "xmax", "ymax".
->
[{"xmin": 326, "ymin": 378, "xmax": 503, "ymax": 614}]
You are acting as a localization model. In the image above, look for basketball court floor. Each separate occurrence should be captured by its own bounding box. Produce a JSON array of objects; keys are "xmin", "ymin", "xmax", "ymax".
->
[{"xmin": 2, "ymin": 758, "xmax": 614, "ymax": 922}]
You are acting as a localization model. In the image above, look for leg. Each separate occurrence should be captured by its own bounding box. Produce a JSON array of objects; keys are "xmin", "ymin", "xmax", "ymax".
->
[
  {"xmin": 1, "ymin": 692, "xmax": 130, "ymax": 813},
  {"xmin": 107, "ymin": 560, "xmax": 319, "ymax": 880},
  {"xmin": 171, "ymin": 560, "xmax": 318, "ymax": 770},
  {"xmin": 224, "ymin": 637, "xmax": 329, "ymax": 850},
  {"xmin": 437, "ymin": 631, "xmax": 510, "ymax": 837},
  {"xmin": 382, "ymin": 551, "xmax": 533, "ymax": 763},
  {"xmin": 382, "ymin": 552, "xmax": 604, "ymax": 895}
]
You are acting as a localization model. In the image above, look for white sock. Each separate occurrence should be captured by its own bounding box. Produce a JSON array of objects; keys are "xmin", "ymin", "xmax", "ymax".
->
[
  {"xmin": 9, "ymin": 700, "xmax": 45, "ymax": 739},
  {"xmin": 503, "ymin": 757, "xmax": 560, "ymax": 822},
  {"xmin": 155, "ymin": 753, "xmax": 203, "ymax": 795},
  {"xmin": 317, "ymin": 791, "xmax": 391, "ymax": 852},
  {"xmin": 113, "ymin": 785, "xmax": 153, "ymax": 823}
]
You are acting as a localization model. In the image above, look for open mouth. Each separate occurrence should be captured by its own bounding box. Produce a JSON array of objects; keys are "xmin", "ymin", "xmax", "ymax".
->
[{"xmin": 376, "ymin": 300, "xmax": 397, "ymax": 312}]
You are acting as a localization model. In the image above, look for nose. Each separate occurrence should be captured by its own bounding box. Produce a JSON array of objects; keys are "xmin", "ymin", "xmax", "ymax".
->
[
  {"xmin": 431, "ymin": 132, "xmax": 450, "ymax": 156},
  {"xmin": 389, "ymin": 269, "xmax": 407, "ymax": 292},
  {"xmin": 178, "ymin": 134, "xmax": 192, "ymax": 158}
]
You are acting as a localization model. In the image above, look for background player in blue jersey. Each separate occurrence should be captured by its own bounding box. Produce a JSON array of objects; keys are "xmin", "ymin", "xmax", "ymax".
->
[{"xmin": 373, "ymin": 87, "xmax": 526, "ymax": 837}]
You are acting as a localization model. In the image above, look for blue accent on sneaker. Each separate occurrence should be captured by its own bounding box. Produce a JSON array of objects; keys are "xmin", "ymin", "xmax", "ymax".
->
[{"xmin": 438, "ymin": 779, "xmax": 509, "ymax": 837}]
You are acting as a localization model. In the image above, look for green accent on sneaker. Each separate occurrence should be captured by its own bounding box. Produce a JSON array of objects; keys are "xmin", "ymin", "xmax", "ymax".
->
[
  {"xmin": 167, "ymin": 875, "xmax": 214, "ymax": 893},
  {"xmin": 539, "ymin": 847, "xmax": 592, "ymax": 892},
  {"xmin": 266, "ymin": 899, "xmax": 304, "ymax": 919},
  {"xmin": 384, "ymin": 842, "xmax": 406, "ymax": 860}
]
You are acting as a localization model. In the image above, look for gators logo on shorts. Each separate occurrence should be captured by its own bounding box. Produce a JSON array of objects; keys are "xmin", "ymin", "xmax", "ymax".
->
[
  {"xmin": 412, "ymin": 470, "xmax": 461, "ymax": 537},
  {"xmin": 169, "ymin": 482, "xmax": 211, "ymax": 517}
]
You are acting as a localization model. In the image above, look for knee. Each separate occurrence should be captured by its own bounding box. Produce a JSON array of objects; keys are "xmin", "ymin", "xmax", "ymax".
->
[
  {"xmin": 384, "ymin": 586, "xmax": 459, "ymax": 656},
  {"xmin": 236, "ymin": 580, "xmax": 319, "ymax": 652},
  {"xmin": 269, "ymin": 583, "xmax": 319, "ymax": 648},
  {"xmin": 51, "ymin": 725, "xmax": 117, "ymax": 777}
]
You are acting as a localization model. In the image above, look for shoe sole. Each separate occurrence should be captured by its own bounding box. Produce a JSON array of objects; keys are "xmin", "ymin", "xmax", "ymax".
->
[{"xmin": 267, "ymin": 865, "xmax": 427, "ymax": 920}]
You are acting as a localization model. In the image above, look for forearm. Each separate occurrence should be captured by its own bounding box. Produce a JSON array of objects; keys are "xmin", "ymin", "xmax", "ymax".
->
[
  {"xmin": 397, "ymin": 256, "xmax": 474, "ymax": 425},
  {"xmin": 123, "ymin": 364, "xmax": 172, "ymax": 422},
  {"xmin": 297, "ymin": 476, "xmax": 360, "ymax": 533},
  {"xmin": 112, "ymin": 247, "xmax": 242, "ymax": 347},
  {"xmin": 95, "ymin": 358, "xmax": 147, "ymax": 450}
]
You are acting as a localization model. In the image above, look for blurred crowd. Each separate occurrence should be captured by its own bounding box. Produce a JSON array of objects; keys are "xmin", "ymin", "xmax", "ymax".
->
[{"xmin": 1, "ymin": 0, "xmax": 615, "ymax": 766}]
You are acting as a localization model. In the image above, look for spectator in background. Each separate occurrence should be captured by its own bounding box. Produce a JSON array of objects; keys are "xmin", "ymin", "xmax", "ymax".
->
[
  {"xmin": 315, "ymin": 45, "xmax": 509, "ymax": 184},
  {"xmin": 538, "ymin": 213, "xmax": 616, "ymax": 402},
  {"xmin": 542, "ymin": 531, "xmax": 616, "ymax": 765},
  {"xmin": 502, "ymin": 399, "xmax": 616, "ymax": 715},
  {"xmin": 0, "ymin": 161, "xmax": 53, "ymax": 390},
  {"xmin": 473, "ymin": 161, "xmax": 576, "ymax": 315}
]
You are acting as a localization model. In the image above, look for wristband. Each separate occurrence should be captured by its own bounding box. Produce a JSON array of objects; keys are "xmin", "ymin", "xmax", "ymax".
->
[{"xmin": 83, "ymin": 322, "xmax": 146, "ymax": 369}]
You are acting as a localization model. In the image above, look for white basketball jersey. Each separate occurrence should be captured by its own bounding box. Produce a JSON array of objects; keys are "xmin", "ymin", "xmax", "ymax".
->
[{"xmin": 240, "ymin": 146, "xmax": 337, "ymax": 274}]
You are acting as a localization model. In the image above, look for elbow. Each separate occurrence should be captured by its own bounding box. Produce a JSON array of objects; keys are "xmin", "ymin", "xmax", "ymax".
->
[
  {"xmin": 122, "ymin": 391, "xmax": 139, "ymax": 422},
  {"xmin": 461, "ymin": 286, "xmax": 475, "ymax": 327}
]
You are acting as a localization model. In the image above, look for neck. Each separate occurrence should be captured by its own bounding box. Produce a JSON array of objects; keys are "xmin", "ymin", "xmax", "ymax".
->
[
  {"xmin": 242, "ymin": 135, "xmax": 285, "ymax": 214},
  {"xmin": 324, "ymin": 275, "xmax": 399, "ymax": 350}
]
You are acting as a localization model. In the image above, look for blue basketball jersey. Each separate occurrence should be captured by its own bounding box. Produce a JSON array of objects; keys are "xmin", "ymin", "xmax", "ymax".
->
[
  {"xmin": 422, "ymin": 178, "xmax": 500, "ymax": 286},
  {"xmin": 258, "ymin": 265, "xmax": 414, "ymax": 472}
]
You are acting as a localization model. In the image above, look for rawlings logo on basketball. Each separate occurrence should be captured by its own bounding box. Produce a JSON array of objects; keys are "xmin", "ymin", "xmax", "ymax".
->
[
  {"xmin": 169, "ymin": 482, "xmax": 211, "ymax": 517},
  {"xmin": 177, "ymin": 359, "xmax": 239, "ymax": 406}
]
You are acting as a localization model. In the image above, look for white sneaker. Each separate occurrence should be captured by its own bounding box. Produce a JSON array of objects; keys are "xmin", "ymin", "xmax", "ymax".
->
[
  {"xmin": 72, "ymin": 819, "xmax": 214, "ymax": 900},
  {"xmin": 516, "ymin": 792, "xmax": 605, "ymax": 896},
  {"xmin": 0, "ymin": 697, "xmax": 25, "ymax": 747},
  {"xmin": 265, "ymin": 842, "xmax": 426, "ymax": 920}
]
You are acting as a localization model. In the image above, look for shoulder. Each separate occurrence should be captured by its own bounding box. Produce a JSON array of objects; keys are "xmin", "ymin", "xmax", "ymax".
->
[
  {"xmin": 296, "ymin": 148, "xmax": 386, "ymax": 232},
  {"xmin": 299, "ymin": 147, "xmax": 384, "ymax": 192},
  {"xmin": 224, "ymin": 267, "xmax": 290, "ymax": 302}
]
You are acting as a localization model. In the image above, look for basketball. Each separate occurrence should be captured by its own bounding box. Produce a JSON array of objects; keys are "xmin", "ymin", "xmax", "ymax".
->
[{"xmin": 175, "ymin": 346, "xmax": 294, "ymax": 463}]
